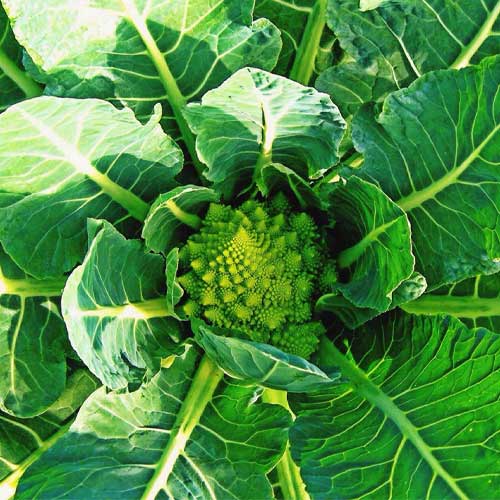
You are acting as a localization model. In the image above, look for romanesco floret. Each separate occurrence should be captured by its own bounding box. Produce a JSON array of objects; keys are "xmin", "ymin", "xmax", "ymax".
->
[
  {"xmin": 271, "ymin": 321, "xmax": 325, "ymax": 359},
  {"xmin": 178, "ymin": 198, "xmax": 336, "ymax": 358}
]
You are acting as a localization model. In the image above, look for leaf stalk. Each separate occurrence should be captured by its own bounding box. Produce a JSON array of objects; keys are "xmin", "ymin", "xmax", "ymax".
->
[
  {"xmin": 0, "ymin": 47, "xmax": 43, "ymax": 98},
  {"xmin": 165, "ymin": 199, "xmax": 202, "ymax": 230},
  {"xmin": 262, "ymin": 388, "xmax": 310, "ymax": 500},
  {"xmin": 140, "ymin": 354, "xmax": 223, "ymax": 500},
  {"xmin": 289, "ymin": 0, "xmax": 328, "ymax": 86}
]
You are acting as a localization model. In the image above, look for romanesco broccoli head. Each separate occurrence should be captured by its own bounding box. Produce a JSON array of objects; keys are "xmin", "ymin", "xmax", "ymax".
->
[{"xmin": 178, "ymin": 198, "xmax": 336, "ymax": 359}]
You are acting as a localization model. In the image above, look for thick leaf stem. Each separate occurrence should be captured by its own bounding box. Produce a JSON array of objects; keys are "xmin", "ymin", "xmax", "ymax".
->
[
  {"xmin": 88, "ymin": 169, "xmax": 151, "ymax": 222},
  {"xmin": 17, "ymin": 107, "xmax": 151, "ymax": 222},
  {"xmin": 320, "ymin": 337, "xmax": 469, "ymax": 500},
  {"xmin": 0, "ymin": 47, "xmax": 43, "ymax": 98},
  {"xmin": 140, "ymin": 354, "xmax": 223, "ymax": 500},
  {"xmin": 401, "ymin": 294, "xmax": 500, "ymax": 318},
  {"xmin": 262, "ymin": 389, "xmax": 310, "ymax": 500},
  {"xmin": 121, "ymin": 0, "xmax": 205, "ymax": 175},
  {"xmin": 313, "ymin": 152, "xmax": 364, "ymax": 190},
  {"xmin": 289, "ymin": 0, "xmax": 328, "ymax": 86},
  {"xmin": 0, "ymin": 274, "xmax": 65, "ymax": 297},
  {"xmin": 165, "ymin": 199, "xmax": 202, "ymax": 230}
]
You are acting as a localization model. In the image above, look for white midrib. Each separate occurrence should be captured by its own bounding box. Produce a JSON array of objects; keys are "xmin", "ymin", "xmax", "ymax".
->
[
  {"xmin": 256, "ymin": 97, "xmax": 275, "ymax": 168},
  {"xmin": 451, "ymin": 1, "xmax": 500, "ymax": 69},
  {"xmin": 253, "ymin": 96, "xmax": 276, "ymax": 189},
  {"xmin": 18, "ymin": 108, "xmax": 150, "ymax": 222},
  {"xmin": 397, "ymin": 123, "xmax": 500, "ymax": 212},
  {"xmin": 261, "ymin": 98, "xmax": 276, "ymax": 159},
  {"xmin": 327, "ymin": 342, "xmax": 468, "ymax": 500},
  {"xmin": 254, "ymin": 92, "xmax": 294, "ymax": 182},
  {"xmin": 74, "ymin": 297, "xmax": 170, "ymax": 320}
]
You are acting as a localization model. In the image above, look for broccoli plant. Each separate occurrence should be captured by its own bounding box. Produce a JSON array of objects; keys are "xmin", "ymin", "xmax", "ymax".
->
[{"xmin": 1, "ymin": 1, "xmax": 500, "ymax": 499}]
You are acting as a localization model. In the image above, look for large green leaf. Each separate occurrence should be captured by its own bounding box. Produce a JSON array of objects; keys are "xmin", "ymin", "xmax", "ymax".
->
[
  {"xmin": 352, "ymin": 56, "xmax": 500, "ymax": 289},
  {"xmin": 402, "ymin": 272, "xmax": 500, "ymax": 334},
  {"xmin": 62, "ymin": 220, "xmax": 181, "ymax": 390},
  {"xmin": 194, "ymin": 321, "xmax": 338, "ymax": 392},
  {"xmin": 325, "ymin": 176, "xmax": 414, "ymax": 311},
  {"xmin": 3, "ymin": 0, "xmax": 281, "ymax": 163},
  {"xmin": 0, "ymin": 96, "xmax": 182, "ymax": 279},
  {"xmin": 317, "ymin": 0, "xmax": 500, "ymax": 116},
  {"xmin": 185, "ymin": 67, "xmax": 346, "ymax": 196},
  {"xmin": 16, "ymin": 349, "xmax": 290, "ymax": 500},
  {"xmin": 316, "ymin": 60, "xmax": 393, "ymax": 119},
  {"xmin": 0, "ymin": 4, "xmax": 41, "ymax": 111},
  {"xmin": 0, "ymin": 369, "xmax": 98, "ymax": 499},
  {"xmin": 291, "ymin": 313, "xmax": 500, "ymax": 499},
  {"xmin": 0, "ymin": 249, "xmax": 67, "ymax": 417}
]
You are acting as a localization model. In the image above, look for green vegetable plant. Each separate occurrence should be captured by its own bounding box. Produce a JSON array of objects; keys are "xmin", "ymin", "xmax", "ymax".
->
[
  {"xmin": 178, "ymin": 198, "xmax": 334, "ymax": 357},
  {"xmin": 0, "ymin": 1, "xmax": 499, "ymax": 499}
]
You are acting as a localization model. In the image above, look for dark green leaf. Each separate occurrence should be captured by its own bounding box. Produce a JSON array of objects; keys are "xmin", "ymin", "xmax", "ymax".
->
[
  {"xmin": 402, "ymin": 271, "xmax": 500, "ymax": 334},
  {"xmin": 317, "ymin": 271, "xmax": 427, "ymax": 328},
  {"xmin": 255, "ymin": 0, "xmax": 334, "ymax": 84},
  {"xmin": 255, "ymin": 0, "xmax": 315, "ymax": 75},
  {"xmin": 352, "ymin": 56, "xmax": 500, "ymax": 288},
  {"xmin": 318, "ymin": 0, "xmax": 500, "ymax": 116},
  {"xmin": 315, "ymin": 61, "xmax": 393, "ymax": 118},
  {"xmin": 261, "ymin": 163, "xmax": 321, "ymax": 209},
  {"xmin": 327, "ymin": 176, "xmax": 414, "ymax": 311},
  {"xmin": 291, "ymin": 313, "xmax": 500, "ymax": 499}
]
